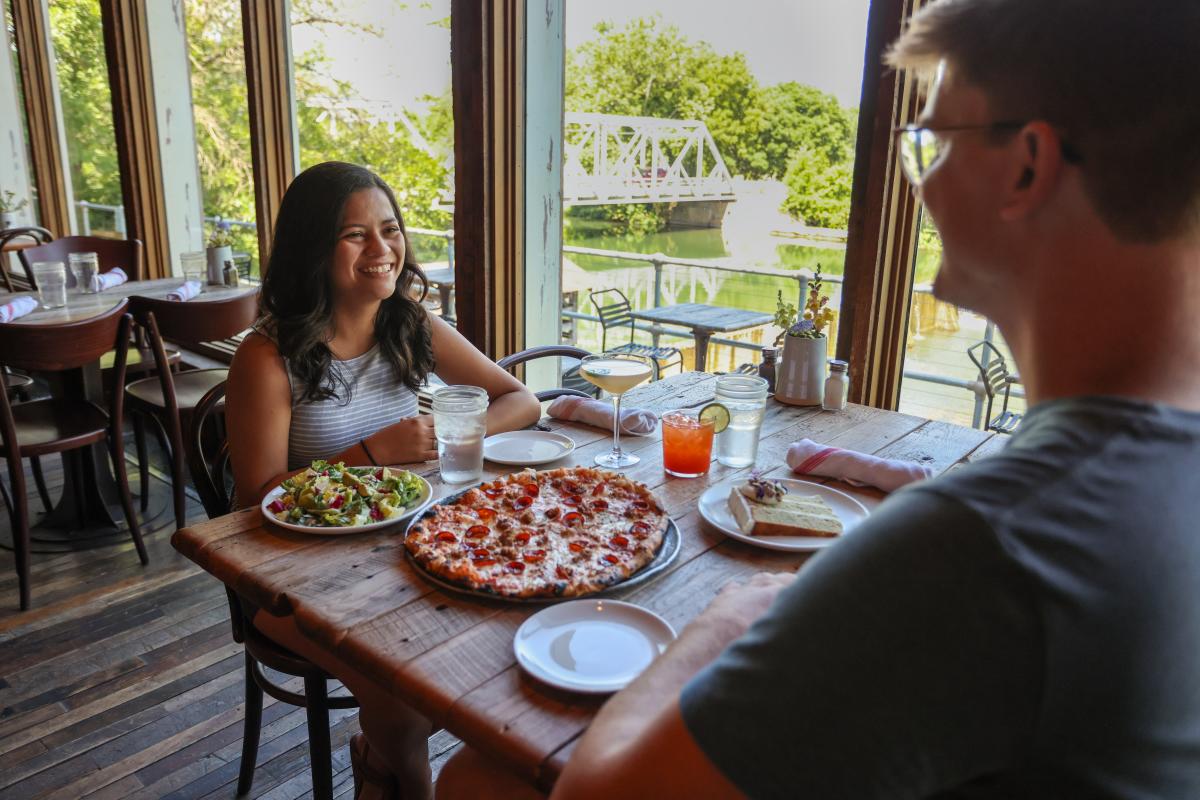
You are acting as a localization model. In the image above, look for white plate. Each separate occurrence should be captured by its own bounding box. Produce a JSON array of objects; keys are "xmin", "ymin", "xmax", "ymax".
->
[
  {"xmin": 261, "ymin": 473, "xmax": 433, "ymax": 535},
  {"xmin": 483, "ymin": 430, "xmax": 575, "ymax": 466},
  {"xmin": 514, "ymin": 600, "xmax": 676, "ymax": 693},
  {"xmin": 698, "ymin": 477, "xmax": 870, "ymax": 552}
]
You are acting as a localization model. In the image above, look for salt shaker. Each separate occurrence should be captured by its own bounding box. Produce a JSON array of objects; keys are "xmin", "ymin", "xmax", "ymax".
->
[
  {"xmin": 757, "ymin": 347, "xmax": 777, "ymax": 394},
  {"xmin": 822, "ymin": 359, "xmax": 849, "ymax": 411},
  {"xmin": 222, "ymin": 259, "xmax": 240, "ymax": 287}
]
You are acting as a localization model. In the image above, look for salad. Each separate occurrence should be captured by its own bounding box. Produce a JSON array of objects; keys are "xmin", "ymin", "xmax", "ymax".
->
[{"xmin": 267, "ymin": 460, "xmax": 425, "ymax": 527}]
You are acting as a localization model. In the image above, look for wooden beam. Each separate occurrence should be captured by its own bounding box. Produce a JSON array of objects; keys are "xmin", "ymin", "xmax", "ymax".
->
[
  {"xmin": 241, "ymin": 0, "xmax": 297, "ymax": 273},
  {"xmin": 9, "ymin": 0, "xmax": 72, "ymax": 237},
  {"xmin": 100, "ymin": 0, "xmax": 170, "ymax": 279}
]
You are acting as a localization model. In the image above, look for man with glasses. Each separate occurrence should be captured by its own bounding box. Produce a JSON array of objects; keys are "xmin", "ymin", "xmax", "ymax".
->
[{"xmin": 438, "ymin": 1, "xmax": 1200, "ymax": 797}]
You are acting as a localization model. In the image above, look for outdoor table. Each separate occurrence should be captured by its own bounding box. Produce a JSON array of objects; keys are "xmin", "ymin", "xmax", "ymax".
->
[
  {"xmin": 423, "ymin": 265, "xmax": 456, "ymax": 324},
  {"xmin": 171, "ymin": 371, "xmax": 1001, "ymax": 795},
  {"xmin": 4, "ymin": 278, "xmax": 256, "ymax": 537},
  {"xmin": 629, "ymin": 303, "xmax": 773, "ymax": 371}
]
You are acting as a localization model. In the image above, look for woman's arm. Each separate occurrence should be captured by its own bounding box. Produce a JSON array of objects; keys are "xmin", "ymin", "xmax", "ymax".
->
[
  {"xmin": 226, "ymin": 332, "xmax": 298, "ymax": 506},
  {"xmin": 427, "ymin": 312, "xmax": 541, "ymax": 434}
]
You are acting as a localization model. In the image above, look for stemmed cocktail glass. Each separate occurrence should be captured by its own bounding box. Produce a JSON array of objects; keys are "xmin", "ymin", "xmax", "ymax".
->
[{"xmin": 580, "ymin": 353, "xmax": 654, "ymax": 468}]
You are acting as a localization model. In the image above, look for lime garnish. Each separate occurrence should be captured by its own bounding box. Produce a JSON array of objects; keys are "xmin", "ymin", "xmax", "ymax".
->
[{"xmin": 699, "ymin": 403, "xmax": 731, "ymax": 434}]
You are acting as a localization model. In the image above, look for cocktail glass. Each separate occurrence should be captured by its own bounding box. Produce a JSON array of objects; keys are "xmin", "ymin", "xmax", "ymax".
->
[
  {"xmin": 580, "ymin": 353, "xmax": 654, "ymax": 468},
  {"xmin": 661, "ymin": 411, "xmax": 716, "ymax": 477}
]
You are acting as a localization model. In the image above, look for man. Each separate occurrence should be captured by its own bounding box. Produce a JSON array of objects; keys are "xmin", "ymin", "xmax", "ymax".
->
[{"xmin": 544, "ymin": 1, "xmax": 1200, "ymax": 797}]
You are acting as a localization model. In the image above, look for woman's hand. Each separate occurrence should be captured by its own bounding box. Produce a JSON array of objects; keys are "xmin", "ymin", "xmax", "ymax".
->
[{"xmin": 371, "ymin": 414, "xmax": 438, "ymax": 465}]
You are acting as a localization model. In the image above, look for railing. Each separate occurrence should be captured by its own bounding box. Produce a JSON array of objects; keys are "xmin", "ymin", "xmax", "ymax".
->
[{"xmin": 75, "ymin": 200, "xmax": 257, "ymax": 238}]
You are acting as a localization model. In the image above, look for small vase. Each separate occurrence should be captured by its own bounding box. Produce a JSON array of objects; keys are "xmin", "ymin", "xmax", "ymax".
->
[
  {"xmin": 1, "ymin": 212, "xmax": 17, "ymax": 229},
  {"xmin": 205, "ymin": 246, "xmax": 232, "ymax": 285},
  {"xmin": 775, "ymin": 335, "xmax": 827, "ymax": 406}
]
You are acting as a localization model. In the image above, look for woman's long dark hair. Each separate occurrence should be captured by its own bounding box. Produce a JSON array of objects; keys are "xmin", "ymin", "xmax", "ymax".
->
[{"xmin": 260, "ymin": 161, "xmax": 434, "ymax": 404}]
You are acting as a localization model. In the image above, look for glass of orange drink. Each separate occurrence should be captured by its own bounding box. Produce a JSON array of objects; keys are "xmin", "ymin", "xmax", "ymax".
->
[{"xmin": 661, "ymin": 411, "xmax": 716, "ymax": 477}]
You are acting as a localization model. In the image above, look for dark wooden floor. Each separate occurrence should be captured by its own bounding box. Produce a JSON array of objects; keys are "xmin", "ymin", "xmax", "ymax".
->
[{"xmin": 0, "ymin": 442, "xmax": 460, "ymax": 799}]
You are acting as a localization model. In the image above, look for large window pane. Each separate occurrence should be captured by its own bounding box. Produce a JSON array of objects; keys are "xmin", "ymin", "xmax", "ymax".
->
[
  {"xmin": 3, "ymin": 1, "xmax": 38, "ymax": 227},
  {"xmin": 47, "ymin": 0, "xmax": 121, "ymax": 237},
  {"xmin": 558, "ymin": 2, "xmax": 870, "ymax": 372}
]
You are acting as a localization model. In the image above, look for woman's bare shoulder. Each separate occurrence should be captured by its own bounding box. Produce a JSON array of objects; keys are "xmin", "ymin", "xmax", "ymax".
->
[{"xmin": 231, "ymin": 331, "xmax": 288, "ymax": 387}]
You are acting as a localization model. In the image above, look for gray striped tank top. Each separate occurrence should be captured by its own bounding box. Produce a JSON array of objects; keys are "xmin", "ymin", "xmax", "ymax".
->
[{"xmin": 285, "ymin": 345, "xmax": 419, "ymax": 470}]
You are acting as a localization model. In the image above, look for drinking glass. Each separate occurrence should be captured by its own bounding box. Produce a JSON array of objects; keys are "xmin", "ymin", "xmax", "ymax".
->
[
  {"xmin": 68, "ymin": 252, "xmax": 99, "ymax": 293},
  {"xmin": 31, "ymin": 261, "xmax": 67, "ymax": 309},
  {"xmin": 714, "ymin": 374, "xmax": 769, "ymax": 467},
  {"xmin": 580, "ymin": 353, "xmax": 654, "ymax": 469},
  {"xmin": 662, "ymin": 411, "xmax": 716, "ymax": 477},
  {"xmin": 432, "ymin": 385, "xmax": 489, "ymax": 484},
  {"xmin": 180, "ymin": 251, "xmax": 207, "ymax": 292}
]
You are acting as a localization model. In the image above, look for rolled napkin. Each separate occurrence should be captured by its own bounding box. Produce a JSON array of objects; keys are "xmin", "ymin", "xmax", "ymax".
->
[
  {"xmin": 0, "ymin": 295, "xmax": 37, "ymax": 323},
  {"xmin": 547, "ymin": 396, "xmax": 659, "ymax": 436},
  {"xmin": 166, "ymin": 280, "xmax": 202, "ymax": 302},
  {"xmin": 90, "ymin": 267, "xmax": 128, "ymax": 292},
  {"xmin": 786, "ymin": 438, "xmax": 934, "ymax": 492}
]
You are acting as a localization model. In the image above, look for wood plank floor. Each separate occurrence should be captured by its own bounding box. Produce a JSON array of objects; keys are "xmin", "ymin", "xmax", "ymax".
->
[{"xmin": 0, "ymin": 442, "xmax": 461, "ymax": 799}]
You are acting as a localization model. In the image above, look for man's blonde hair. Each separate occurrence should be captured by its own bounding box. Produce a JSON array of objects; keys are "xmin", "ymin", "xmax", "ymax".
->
[{"xmin": 888, "ymin": 0, "xmax": 1200, "ymax": 242}]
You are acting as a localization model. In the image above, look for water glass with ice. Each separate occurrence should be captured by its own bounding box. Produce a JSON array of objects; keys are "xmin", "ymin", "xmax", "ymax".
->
[
  {"xmin": 432, "ymin": 385, "xmax": 489, "ymax": 484},
  {"xmin": 180, "ymin": 251, "xmax": 207, "ymax": 292},
  {"xmin": 31, "ymin": 261, "xmax": 67, "ymax": 309},
  {"xmin": 714, "ymin": 374, "xmax": 769, "ymax": 468},
  {"xmin": 68, "ymin": 252, "xmax": 99, "ymax": 293}
]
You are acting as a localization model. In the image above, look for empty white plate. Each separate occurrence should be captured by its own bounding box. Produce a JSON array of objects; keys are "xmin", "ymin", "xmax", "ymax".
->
[
  {"xmin": 514, "ymin": 600, "xmax": 676, "ymax": 693},
  {"xmin": 483, "ymin": 430, "xmax": 575, "ymax": 466}
]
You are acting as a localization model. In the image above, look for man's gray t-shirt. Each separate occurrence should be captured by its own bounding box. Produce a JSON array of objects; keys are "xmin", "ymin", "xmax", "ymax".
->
[{"xmin": 681, "ymin": 397, "xmax": 1200, "ymax": 799}]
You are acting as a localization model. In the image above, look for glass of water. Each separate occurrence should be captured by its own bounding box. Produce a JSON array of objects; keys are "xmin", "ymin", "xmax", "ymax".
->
[
  {"xmin": 714, "ymin": 374, "xmax": 769, "ymax": 468},
  {"xmin": 68, "ymin": 252, "xmax": 100, "ymax": 293},
  {"xmin": 31, "ymin": 261, "xmax": 68, "ymax": 309},
  {"xmin": 180, "ymin": 251, "xmax": 207, "ymax": 292},
  {"xmin": 432, "ymin": 385, "xmax": 489, "ymax": 484}
]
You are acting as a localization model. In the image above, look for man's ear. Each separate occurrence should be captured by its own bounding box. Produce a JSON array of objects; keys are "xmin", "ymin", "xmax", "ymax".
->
[{"xmin": 999, "ymin": 122, "xmax": 1064, "ymax": 222}]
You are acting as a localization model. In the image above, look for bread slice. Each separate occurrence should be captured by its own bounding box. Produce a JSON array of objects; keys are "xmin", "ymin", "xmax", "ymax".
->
[{"xmin": 727, "ymin": 488, "xmax": 843, "ymax": 537}]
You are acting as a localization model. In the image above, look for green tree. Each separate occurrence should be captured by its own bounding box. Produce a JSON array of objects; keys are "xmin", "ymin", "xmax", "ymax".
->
[{"xmin": 759, "ymin": 82, "xmax": 856, "ymax": 179}]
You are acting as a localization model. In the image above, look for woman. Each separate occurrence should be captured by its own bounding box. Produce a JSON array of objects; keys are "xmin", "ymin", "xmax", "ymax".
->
[{"xmin": 227, "ymin": 161, "xmax": 540, "ymax": 506}]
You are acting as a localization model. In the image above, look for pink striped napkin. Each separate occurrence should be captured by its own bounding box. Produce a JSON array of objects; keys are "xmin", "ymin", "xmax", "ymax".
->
[
  {"xmin": 786, "ymin": 438, "xmax": 933, "ymax": 492},
  {"xmin": 90, "ymin": 267, "xmax": 128, "ymax": 292},
  {"xmin": 166, "ymin": 280, "xmax": 202, "ymax": 302},
  {"xmin": 547, "ymin": 396, "xmax": 658, "ymax": 436},
  {"xmin": 0, "ymin": 295, "xmax": 37, "ymax": 323}
]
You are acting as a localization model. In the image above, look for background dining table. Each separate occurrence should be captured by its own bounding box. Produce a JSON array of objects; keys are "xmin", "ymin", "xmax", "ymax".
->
[
  {"xmin": 171, "ymin": 371, "xmax": 1002, "ymax": 795},
  {"xmin": 628, "ymin": 304, "xmax": 774, "ymax": 371},
  {"xmin": 4, "ymin": 278, "xmax": 256, "ymax": 538}
]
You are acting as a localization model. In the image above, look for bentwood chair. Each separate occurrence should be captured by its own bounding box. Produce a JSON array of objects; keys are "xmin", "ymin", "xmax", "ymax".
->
[
  {"xmin": 967, "ymin": 341, "xmax": 1023, "ymax": 434},
  {"xmin": 0, "ymin": 300, "xmax": 146, "ymax": 610},
  {"xmin": 588, "ymin": 289, "xmax": 683, "ymax": 378},
  {"xmin": 188, "ymin": 381, "xmax": 357, "ymax": 800},
  {"xmin": 125, "ymin": 291, "xmax": 258, "ymax": 529},
  {"xmin": 496, "ymin": 344, "xmax": 600, "ymax": 401},
  {"xmin": 2, "ymin": 370, "xmax": 52, "ymax": 515},
  {"xmin": 0, "ymin": 226, "xmax": 53, "ymax": 292}
]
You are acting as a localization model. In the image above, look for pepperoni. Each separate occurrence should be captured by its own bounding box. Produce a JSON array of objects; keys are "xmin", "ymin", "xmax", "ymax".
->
[
  {"xmin": 630, "ymin": 521, "xmax": 652, "ymax": 538},
  {"xmin": 483, "ymin": 486, "xmax": 503, "ymax": 499},
  {"xmin": 473, "ymin": 557, "xmax": 497, "ymax": 567},
  {"xmin": 592, "ymin": 483, "xmax": 606, "ymax": 496},
  {"xmin": 556, "ymin": 566, "xmax": 570, "ymax": 580},
  {"xmin": 506, "ymin": 561, "xmax": 526, "ymax": 573},
  {"xmin": 476, "ymin": 507, "xmax": 497, "ymax": 521},
  {"xmin": 523, "ymin": 483, "xmax": 540, "ymax": 497},
  {"xmin": 514, "ymin": 530, "xmax": 532, "ymax": 545},
  {"xmin": 513, "ymin": 494, "xmax": 534, "ymax": 510},
  {"xmin": 604, "ymin": 553, "xmax": 620, "ymax": 564},
  {"xmin": 564, "ymin": 481, "xmax": 583, "ymax": 495},
  {"xmin": 591, "ymin": 499, "xmax": 609, "ymax": 512},
  {"xmin": 467, "ymin": 525, "xmax": 490, "ymax": 539},
  {"xmin": 563, "ymin": 511, "xmax": 584, "ymax": 526},
  {"xmin": 611, "ymin": 534, "xmax": 629, "ymax": 549},
  {"xmin": 544, "ymin": 506, "xmax": 561, "ymax": 520},
  {"xmin": 568, "ymin": 541, "xmax": 586, "ymax": 553},
  {"xmin": 562, "ymin": 494, "xmax": 583, "ymax": 507},
  {"xmin": 473, "ymin": 548, "xmax": 490, "ymax": 558},
  {"xmin": 631, "ymin": 500, "xmax": 650, "ymax": 511},
  {"xmin": 523, "ymin": 549, "xmax": 546, "ymax": 563},
  {"xmin": 436, "ymin": 531, "xmax": 457, "ymax": 543}
]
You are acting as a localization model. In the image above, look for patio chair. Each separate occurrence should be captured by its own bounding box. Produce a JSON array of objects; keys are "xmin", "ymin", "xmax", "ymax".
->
[
  {"xmin": 588, "ymin": 289, "xmax": 683, "ymax": 378},
  {"xmin": 0, "ymin": 301, "xmax": 146, "ymax": 610},
  {"xmin": 967, "ymin": 341, "xmax": 1022, "ymax": 434},
  {"xmin": 496, "ymin": 344, "xmax": 602, "ymax": 400},
  {"xmin": 0, "ymin": 226, "xmax": 53, "ymax": 292},
  {"xmin": 187, "ymin": 381, "xmax": 357, "ymax": 800}
]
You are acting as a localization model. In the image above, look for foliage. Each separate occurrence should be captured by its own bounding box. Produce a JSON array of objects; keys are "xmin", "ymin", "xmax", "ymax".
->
[
  {"xmin": 774, "ymin": 266, "xmax": 835, "ymax": 343},
  {"xmin": 206, "ymin": 221, "xmax": 235, "ymax": 249},
  {"xmin": 781, "ymin": 149, "xmax": 854, "ymax": 229},
  {"xmin": 0, "ymin": 190, "xmax": 28, "ymax": 213}
]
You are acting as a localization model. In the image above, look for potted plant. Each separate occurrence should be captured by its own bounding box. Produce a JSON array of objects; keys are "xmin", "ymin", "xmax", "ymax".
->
[
  {"xmin": 205, "ymin": 221, "xmax": 235, "ymax": 285},
  {"xmin": 0, "ymin": 190, "xmax": 29, "ymax": 229},
  {"xmin": 773, "ymin": 267, "xmax": 836, "ymax": 406}
]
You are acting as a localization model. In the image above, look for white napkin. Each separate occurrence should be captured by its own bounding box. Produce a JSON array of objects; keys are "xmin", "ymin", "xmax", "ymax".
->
[
  {"xmin": 0, "ymin": 295, "xmax": 37, "ymax": 323},
  {"xmin": 786, "ymin": 438, "xmax": 933, "ymax": 492},
  {"xmin": 91, "ymin": 267, "xmax": 128, "ymax": 292},
  {"xmin": 547, "ymin": 396, "xmax": 659, "ymax": 436},
  {"xmin": 166, "ymin": 280, "xmax": 202, "ymax": 302}
]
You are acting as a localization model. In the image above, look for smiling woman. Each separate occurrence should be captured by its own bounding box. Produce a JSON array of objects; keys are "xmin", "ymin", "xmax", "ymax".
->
[{"xmin": 225, "ymin": 161, "xmax": 540, "ymax": 506}]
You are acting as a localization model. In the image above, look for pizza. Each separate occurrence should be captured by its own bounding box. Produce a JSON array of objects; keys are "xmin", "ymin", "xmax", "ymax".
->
[{"xmin": 404, "ymin": 466, "xmax": 670, "ymax": 599}]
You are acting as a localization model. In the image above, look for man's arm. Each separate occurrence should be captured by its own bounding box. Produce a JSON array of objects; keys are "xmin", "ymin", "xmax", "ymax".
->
[{"xmin": 551, "ymin": 572, "xmax": 795, "ymax": 800}]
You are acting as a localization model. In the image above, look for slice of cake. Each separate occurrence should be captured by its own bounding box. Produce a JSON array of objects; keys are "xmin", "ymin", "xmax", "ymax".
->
[{"xmin": 727, "ymin": 485, "xmax": 843, "ymax": 538}]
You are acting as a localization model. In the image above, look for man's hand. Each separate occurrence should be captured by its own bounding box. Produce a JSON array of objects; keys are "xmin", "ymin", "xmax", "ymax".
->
[
  {"xmin": 691, "ymin": 571, "xmax": 796, "ymax": 644},
  {"xmin": 378, "ymin": 415, "xmax": 438, "ymax": 464}
]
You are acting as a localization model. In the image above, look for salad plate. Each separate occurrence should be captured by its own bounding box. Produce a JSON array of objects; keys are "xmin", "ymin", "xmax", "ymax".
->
[{"xmin": 262, "ymin": 461, "xmax": 433, "ymax": 535}]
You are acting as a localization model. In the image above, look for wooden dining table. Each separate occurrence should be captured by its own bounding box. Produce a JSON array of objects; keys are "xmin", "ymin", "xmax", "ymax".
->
[
  {"xmin": 4, "ymin": 277, "xmax": 256, "ymax": 536},
  {"xmin": 171, "ymin": 371, "xmax": 1001, "ymax": 795},
  {"xmin": 629, "ymin": 304, "xmax": 773, "ymax": 371}
]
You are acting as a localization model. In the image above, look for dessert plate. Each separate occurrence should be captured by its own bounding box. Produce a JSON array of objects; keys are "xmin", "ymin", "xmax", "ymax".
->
[
  {"xmin": 698, "ymin": 477, "xmax": 869, "ymax": 552},
  {"xmin": 483, "ymin": 430, "xmax": 575, "ymax": 466}
]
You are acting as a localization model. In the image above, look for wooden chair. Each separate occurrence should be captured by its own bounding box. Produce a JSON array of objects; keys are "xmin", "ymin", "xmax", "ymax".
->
[
  {"xmin": 496, "ymin": 344, "xmax": 600, "ymax": 400},
  {"xmin": 588, "ymin": 289, "xmax": 683, "ymax": 378},
  {"xmin": 125, "ymin": 291, "xmax": 258, "ymax": 529},
  {"xmin": 2, "ymin": 370, "xmax": 52, "ymax": 515},
  {"xmin": 0, "ymin": 300, "xmax": 146, "ymax": 610},
  {"xmin": 967, "ymin": 341, "xmax": 1022, "ymax": 434},
  {"xmin": 187, "ymin": 381, "xmax": 357, "ymax": 800},
  {"xmin": 0, "ymin": 226, "xmax": 53, "ymax": 292}
]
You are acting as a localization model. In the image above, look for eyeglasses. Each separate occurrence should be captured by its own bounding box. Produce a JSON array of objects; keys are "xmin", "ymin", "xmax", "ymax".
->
[{"xmin": 895, "ymin": 122, "xmax": 1083, "ymax": 187}]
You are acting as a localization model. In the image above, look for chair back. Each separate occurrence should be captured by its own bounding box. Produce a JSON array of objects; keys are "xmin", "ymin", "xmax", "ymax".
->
[
  {"xmin": 589, "ymin": 289, "xmax": 636, "ymax": 351},
  {"xmin": 19, "ymin": 235, "xmax": 144, "ymax": 284},
  {"xmin": 967, "ymin": 341, "xmax": 1010, "ymax": 400},
  {"xmin": 0, "ymin": 227, "xmax": 54, "ymax": 292},
  {"xmin": 0, "ymin": 299, "xmax": 132, "ymax": 372},
  {"xmin": 497, "ymin": 345, "xmax": 595, "ymax": 401},
  {"xmin": 129, "ymin": 290, "xmax": 259, "ymax": 347},
  {"xmin": 187, "ymin": 380, "xmax": 233, "ymax": 519}
]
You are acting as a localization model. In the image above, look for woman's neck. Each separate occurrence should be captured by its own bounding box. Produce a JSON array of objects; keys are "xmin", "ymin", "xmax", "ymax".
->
[{"xmin": 328, "ymin": 300, "xmax": 380, "ymax": 361}]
